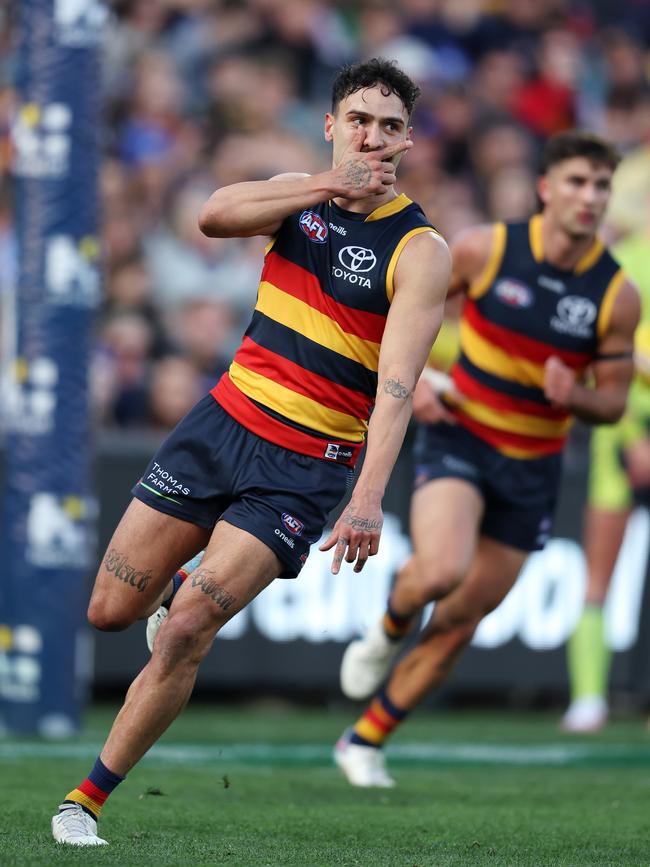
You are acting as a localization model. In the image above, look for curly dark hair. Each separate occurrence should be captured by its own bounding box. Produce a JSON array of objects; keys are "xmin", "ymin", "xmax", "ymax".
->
[
  {"xmin": 541, "ymin": 130, "xmax": 620, "ymax": 173},
  {"xmin": 331, "ymin": 58, "xmax": 421, "ymax": 118}
]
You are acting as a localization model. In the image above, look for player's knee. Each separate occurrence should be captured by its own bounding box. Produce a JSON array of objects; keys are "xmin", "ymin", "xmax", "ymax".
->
[
  {"xmin": 419, "ymin": 561, "xmax": 465, "ymax": 604},
  {"xmin": 153, "ymin": 612, "xmax": 213, "ymax": 673},
  {"xmin": 87, "ymin": 598, "xmax": 136, "ymax": 632}
]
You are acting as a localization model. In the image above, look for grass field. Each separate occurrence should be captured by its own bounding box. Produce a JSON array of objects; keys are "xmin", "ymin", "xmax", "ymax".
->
[{"xmin": 1, "ymin": 703, "xmax": 649, "ymax": 866}]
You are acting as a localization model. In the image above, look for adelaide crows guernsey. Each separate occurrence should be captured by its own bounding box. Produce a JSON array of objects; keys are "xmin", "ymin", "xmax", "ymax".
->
[
  {"xmin": 450, "ymin": 214, "xmax": 626, "ymax": 458},
  {"xmin": 212, "ymin": 193, "xmax": 436, "ymax": 466}
]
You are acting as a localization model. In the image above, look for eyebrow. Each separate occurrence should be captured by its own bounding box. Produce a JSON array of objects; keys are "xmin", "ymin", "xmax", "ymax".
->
[{"xmin": 344, "ymin": 110, "xmax": 405, "ymax": 126}]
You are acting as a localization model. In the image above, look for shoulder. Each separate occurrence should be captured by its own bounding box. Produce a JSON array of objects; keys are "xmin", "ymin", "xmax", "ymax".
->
[
  {"xmin": 396, "ymin": 229, "xmax": 451, "ymax": 270},
  {"xmin": 392, "ymin": 230, "xmax": 451, "ymax": 299},
  {"xmin": 609, "ymin": 278, "xmax": 641, "ymax": 334},
  {"xmin": 451, "ymin": 223, "xmax": 504, "ymax": 268}
]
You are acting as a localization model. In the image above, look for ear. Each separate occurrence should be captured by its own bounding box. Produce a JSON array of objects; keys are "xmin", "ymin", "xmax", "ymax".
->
[
  {"xmin": 324, "ymin": 113, "xmax": 334, "ymax": 142},
  {"xmin": 537, "ymin": 175, "xmax": 549, "ymax": 205}
]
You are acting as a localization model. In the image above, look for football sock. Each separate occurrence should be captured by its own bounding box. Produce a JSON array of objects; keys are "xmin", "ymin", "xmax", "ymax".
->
[
  {"xmin": 382, "ymin": 598, "xmax": 414, "ymax": 641},
  {"xmin": 62, "ymin": 756, "xmax": 125, "ymax": 820},
  {"xmin": 162, "ymin": 570, "xmax": 186, "ymax": 610},
  {"xmin": 567, "ymin": 604, "xmax": 611, "ymax": 701},
  {"xmin": 163, "ymin": 551, "xmax": 204, "ymax": 609},
  {"xmin": 350, "ymin": 689, "xmax": 409, "ymax": 748}
]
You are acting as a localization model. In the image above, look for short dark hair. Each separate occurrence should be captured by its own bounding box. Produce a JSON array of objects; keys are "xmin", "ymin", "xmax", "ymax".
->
[
  {"xmin": 331, "ymin": 58, "xmax": 421, "ymax": 118},
  {"xmin": 540, "ymin": 130, "xmax": 621, "ymax": 174}
]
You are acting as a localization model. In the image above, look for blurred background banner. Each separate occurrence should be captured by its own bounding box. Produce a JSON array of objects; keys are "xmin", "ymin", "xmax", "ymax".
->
[{"xmin": 0, "ymin": 0, "xmax": 105, "ymax": 735}]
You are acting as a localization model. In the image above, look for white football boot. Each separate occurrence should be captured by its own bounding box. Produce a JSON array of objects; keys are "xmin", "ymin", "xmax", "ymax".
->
[
  {"xmin": 340, "ymin": 619, "xmax": 407, "ymax": 700},
  {"xmin": 146, "ymin": 605, "xmax": 168, "ymax": 652},
  {"xmin": 147, "ymin": 551, "xmax": 205, "ymax": 652},
  {"xmin": 51, "ymin": 803, "xmax": 108, "ymax": 846},
  {"xmin": 334, "ymin": 731, "xmax": 395, "ymax": 788},
  {"xmin": 561, "ymin": 696, "xmax": 609, "ymax": 733}
]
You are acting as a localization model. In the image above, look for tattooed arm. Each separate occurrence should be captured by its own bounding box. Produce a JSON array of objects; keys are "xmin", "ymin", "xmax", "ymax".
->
[
  {"xmin": 321, "ymin": 230, "xmax": 451, "ymax": 573},
  {"xmin": 198, "ymin": 126, "xmax": 412, "ymax": 239}
]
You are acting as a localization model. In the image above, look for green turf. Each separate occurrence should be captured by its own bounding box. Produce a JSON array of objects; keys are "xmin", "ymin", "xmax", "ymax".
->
[{"xmin": 1, "ymin": 704, "xmax": 649, "ymax": 866}]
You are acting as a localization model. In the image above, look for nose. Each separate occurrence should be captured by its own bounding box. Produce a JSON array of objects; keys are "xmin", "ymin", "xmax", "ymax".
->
[{"xmin": 363, "ymin": 122, "xmax": 384, "ymax": 151}]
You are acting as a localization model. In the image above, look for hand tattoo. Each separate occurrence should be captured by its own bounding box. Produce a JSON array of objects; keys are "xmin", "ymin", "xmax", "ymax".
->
[
  {"xmin": 342, "ymin": 515, "xmax": 382, "ymax": 532},
  {"xmin": 104, "ymin": 548, "xmax": 152, "ymax": 593},
  {"xmin": 191, "ymin": 569, "xmax": 236, "ymax": 611},
  {"xmin": 343, "ymin": 160, "xmax": 372, "ymax": 191},
  {"xmin": 384, "ymin": 378, "xmax": 411, "ymax": 399}
]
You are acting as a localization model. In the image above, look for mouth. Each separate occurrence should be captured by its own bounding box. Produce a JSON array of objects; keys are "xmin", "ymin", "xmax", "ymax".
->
[{"xmin": 576, "ymin": 212, "xmax": 596, "ymax": 225}]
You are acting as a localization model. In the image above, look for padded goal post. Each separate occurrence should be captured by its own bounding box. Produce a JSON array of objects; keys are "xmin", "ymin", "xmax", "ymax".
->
[{"xmin": 0, "ymin": 0, "xmax": 106, "ymax": 734}]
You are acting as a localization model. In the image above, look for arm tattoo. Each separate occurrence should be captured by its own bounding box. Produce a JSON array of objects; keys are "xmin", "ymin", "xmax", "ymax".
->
[
  {"xmin": 104, "ymin": 548, "xmax": 152, "ymax": 592},
  {"xmin": 191, "ymin": 569, "xmax": 236, "ymax": 612},
  {"xmin": 383, "ymin": 378, "xmax": 411, "ymax": 400},
  {"xmin": 343, "ymin": 160, "xmax": 372, "ymax": 191}
]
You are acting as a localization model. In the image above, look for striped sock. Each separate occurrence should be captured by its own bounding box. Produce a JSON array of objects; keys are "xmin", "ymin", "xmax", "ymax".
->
[
  {"xmin": 382, "ymin": 599, "xmax": 414, "ymax": 641},
  {"xmin": 350, "ymin": 690, "xmax": 409, "ymax": 748},
  {"xmin": 63, "ymin": 756, "xmax": 125, "ymax": 820},
  {"xmin": 163, "ymin": 551, "xmax": 204, "ymax": 609}
]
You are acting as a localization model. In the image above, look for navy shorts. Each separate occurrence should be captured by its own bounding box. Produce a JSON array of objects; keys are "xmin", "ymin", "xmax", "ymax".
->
[
  {"xmin": 413, "ymin": 422, "xmax": 562, "ymax": 552},
  {"xmin": 133, "ymin": 395, "xmax": 353, "ymax": 578}
]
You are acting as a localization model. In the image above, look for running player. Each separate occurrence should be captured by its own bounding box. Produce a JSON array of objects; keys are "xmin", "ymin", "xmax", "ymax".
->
[
  {"xmin": 334, "ymin": 130, "xmax": 639, "ymax": 788},
  {"xmin": 51, "ymin": 58, "xmax": 451, "ymax": 845},
  {"xmin": 562, "ymin": 223, "xmax": 650, "ymax": 733}
]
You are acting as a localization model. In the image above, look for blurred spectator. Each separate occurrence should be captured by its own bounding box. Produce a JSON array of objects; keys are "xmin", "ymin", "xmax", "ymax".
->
[
  {"xmin": 143, "ymin": 181, "xmax": 261, "ymax": 313},
  {"xmin": 147, "ymin": 354, "xmax": 203, "ymax": 429},
  {"xmin": 4, "ymin": 0, "xmax": 649, "ymax": 432},
  {"xmin": 170, "ymin": 297, "xmax": 236, "ymax": 392}
]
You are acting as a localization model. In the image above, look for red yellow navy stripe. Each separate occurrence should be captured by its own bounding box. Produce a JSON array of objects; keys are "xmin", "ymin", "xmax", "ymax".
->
[
  {"xmin": 256, "ymin": 281, "xmax": 381, "ymax": 372},
  {"xmin": 211, "ymin": 377, "xmax": 363, "ymax": 466},
  {"xmin": 264, "ymin": 252, "xmax": 387, "ymax": 344},
  {"xmin": 229, "ymin": 361, "xmax": 365, "ymax": 441},
  {"xmin": 234, "ymin": 337, "xmax": 373, "ymax": 420},
  {"xmin": 452, "ymin": 365, "xmax": 568, "ymax": 421},
  {"xmin": 464, "ymin": 299, "xmax": 592, "ymax": 370},
  {"xmin": 453, "ymin": 410, "xmax": 567, "ymax": 458}
]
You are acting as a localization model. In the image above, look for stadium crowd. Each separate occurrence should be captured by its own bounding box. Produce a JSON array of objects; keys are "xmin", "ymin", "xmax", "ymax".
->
[{"xmin": 1, "ymin": 0, "xmax": 649, "ymax": 430}]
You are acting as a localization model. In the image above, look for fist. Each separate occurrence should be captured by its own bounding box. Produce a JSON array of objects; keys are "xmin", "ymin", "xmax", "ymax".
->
[{"xmin": 544, "ymin": 355, "xmax": 576, "ymax": 407}]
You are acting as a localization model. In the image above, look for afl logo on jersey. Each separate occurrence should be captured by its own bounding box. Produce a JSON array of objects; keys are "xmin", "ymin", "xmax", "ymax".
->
[
  {"xmin": 494, "ymin": 278, "xmax": 533, "ymax": 309},
  {"xmin": 299, "ymin": 210, "xmax": 328, "ymax": 243}
]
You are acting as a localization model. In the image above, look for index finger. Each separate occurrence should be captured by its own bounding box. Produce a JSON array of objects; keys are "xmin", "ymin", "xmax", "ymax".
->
[{"xmin": 377, "ymin": 139, "xmax": 413, "ymax": 160}]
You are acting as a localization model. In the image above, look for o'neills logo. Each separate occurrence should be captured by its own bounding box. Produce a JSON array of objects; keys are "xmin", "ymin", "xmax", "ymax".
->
[{"xmin": 324, "ymin": 443, "xmax": 354, "ymax": 463}]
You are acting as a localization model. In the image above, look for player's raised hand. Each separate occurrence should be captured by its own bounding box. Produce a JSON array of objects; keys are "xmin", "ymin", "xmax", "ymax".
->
[
  {"xmin": 331, "ymin": 126, "xmax": 412, "ymax": 200},
  {"xmin": 544, "ymin": 355, "xmax": 576, "ymax": 407},
  {"xmin": 319, "ymin": 499, "xmax": 384, "ymax": 575}
]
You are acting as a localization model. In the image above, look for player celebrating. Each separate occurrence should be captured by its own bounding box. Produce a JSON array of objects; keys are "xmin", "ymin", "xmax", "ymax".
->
[
  {"xmin": 51, "ymin": 58, "xmax": 450, "ymax": 845},
  {"xmin": 335, "ymin": 130, "xmax": 639, "ymax": 788}
]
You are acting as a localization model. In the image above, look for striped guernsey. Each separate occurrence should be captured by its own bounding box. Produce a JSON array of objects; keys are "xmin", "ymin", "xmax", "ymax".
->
[
  {"xmin": 212, "ymin": 193, "xmax": 437, "ymax": 466},
  {"xmin": 450, "ymin": 214, "xmax": 627, "ymax": 458}
]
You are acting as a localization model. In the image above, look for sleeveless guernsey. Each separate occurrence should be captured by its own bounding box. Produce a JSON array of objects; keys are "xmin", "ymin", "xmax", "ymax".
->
[
  {"xmin": 450, "ymin": 214, "xmax": 626, "ymax": 458},
  {"xmin": 212, "ymin": 193, "xmax": 437, "ymax": 466}
]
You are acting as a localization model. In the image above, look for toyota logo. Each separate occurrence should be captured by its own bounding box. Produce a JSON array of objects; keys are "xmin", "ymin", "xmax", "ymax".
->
[
  {"xmin": 338, "ymin": 246, "xmax": 377, "ymax": 273},
  {"xmin": 556, "ymin": 295, "xmax": 596, "ymax": 326}
]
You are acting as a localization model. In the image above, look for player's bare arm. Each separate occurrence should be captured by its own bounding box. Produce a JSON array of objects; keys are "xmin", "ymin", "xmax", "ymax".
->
[
  {"xmin": 544, "ymin": 279, "xmax": 640, "ymax": 423},
  {"xmin": 198, "ymin": 126, "xmax": 412, "ymax": 239},
  {"xmin": 320, "ymin": 231, "xmax": 451, "ymax": 574}
]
